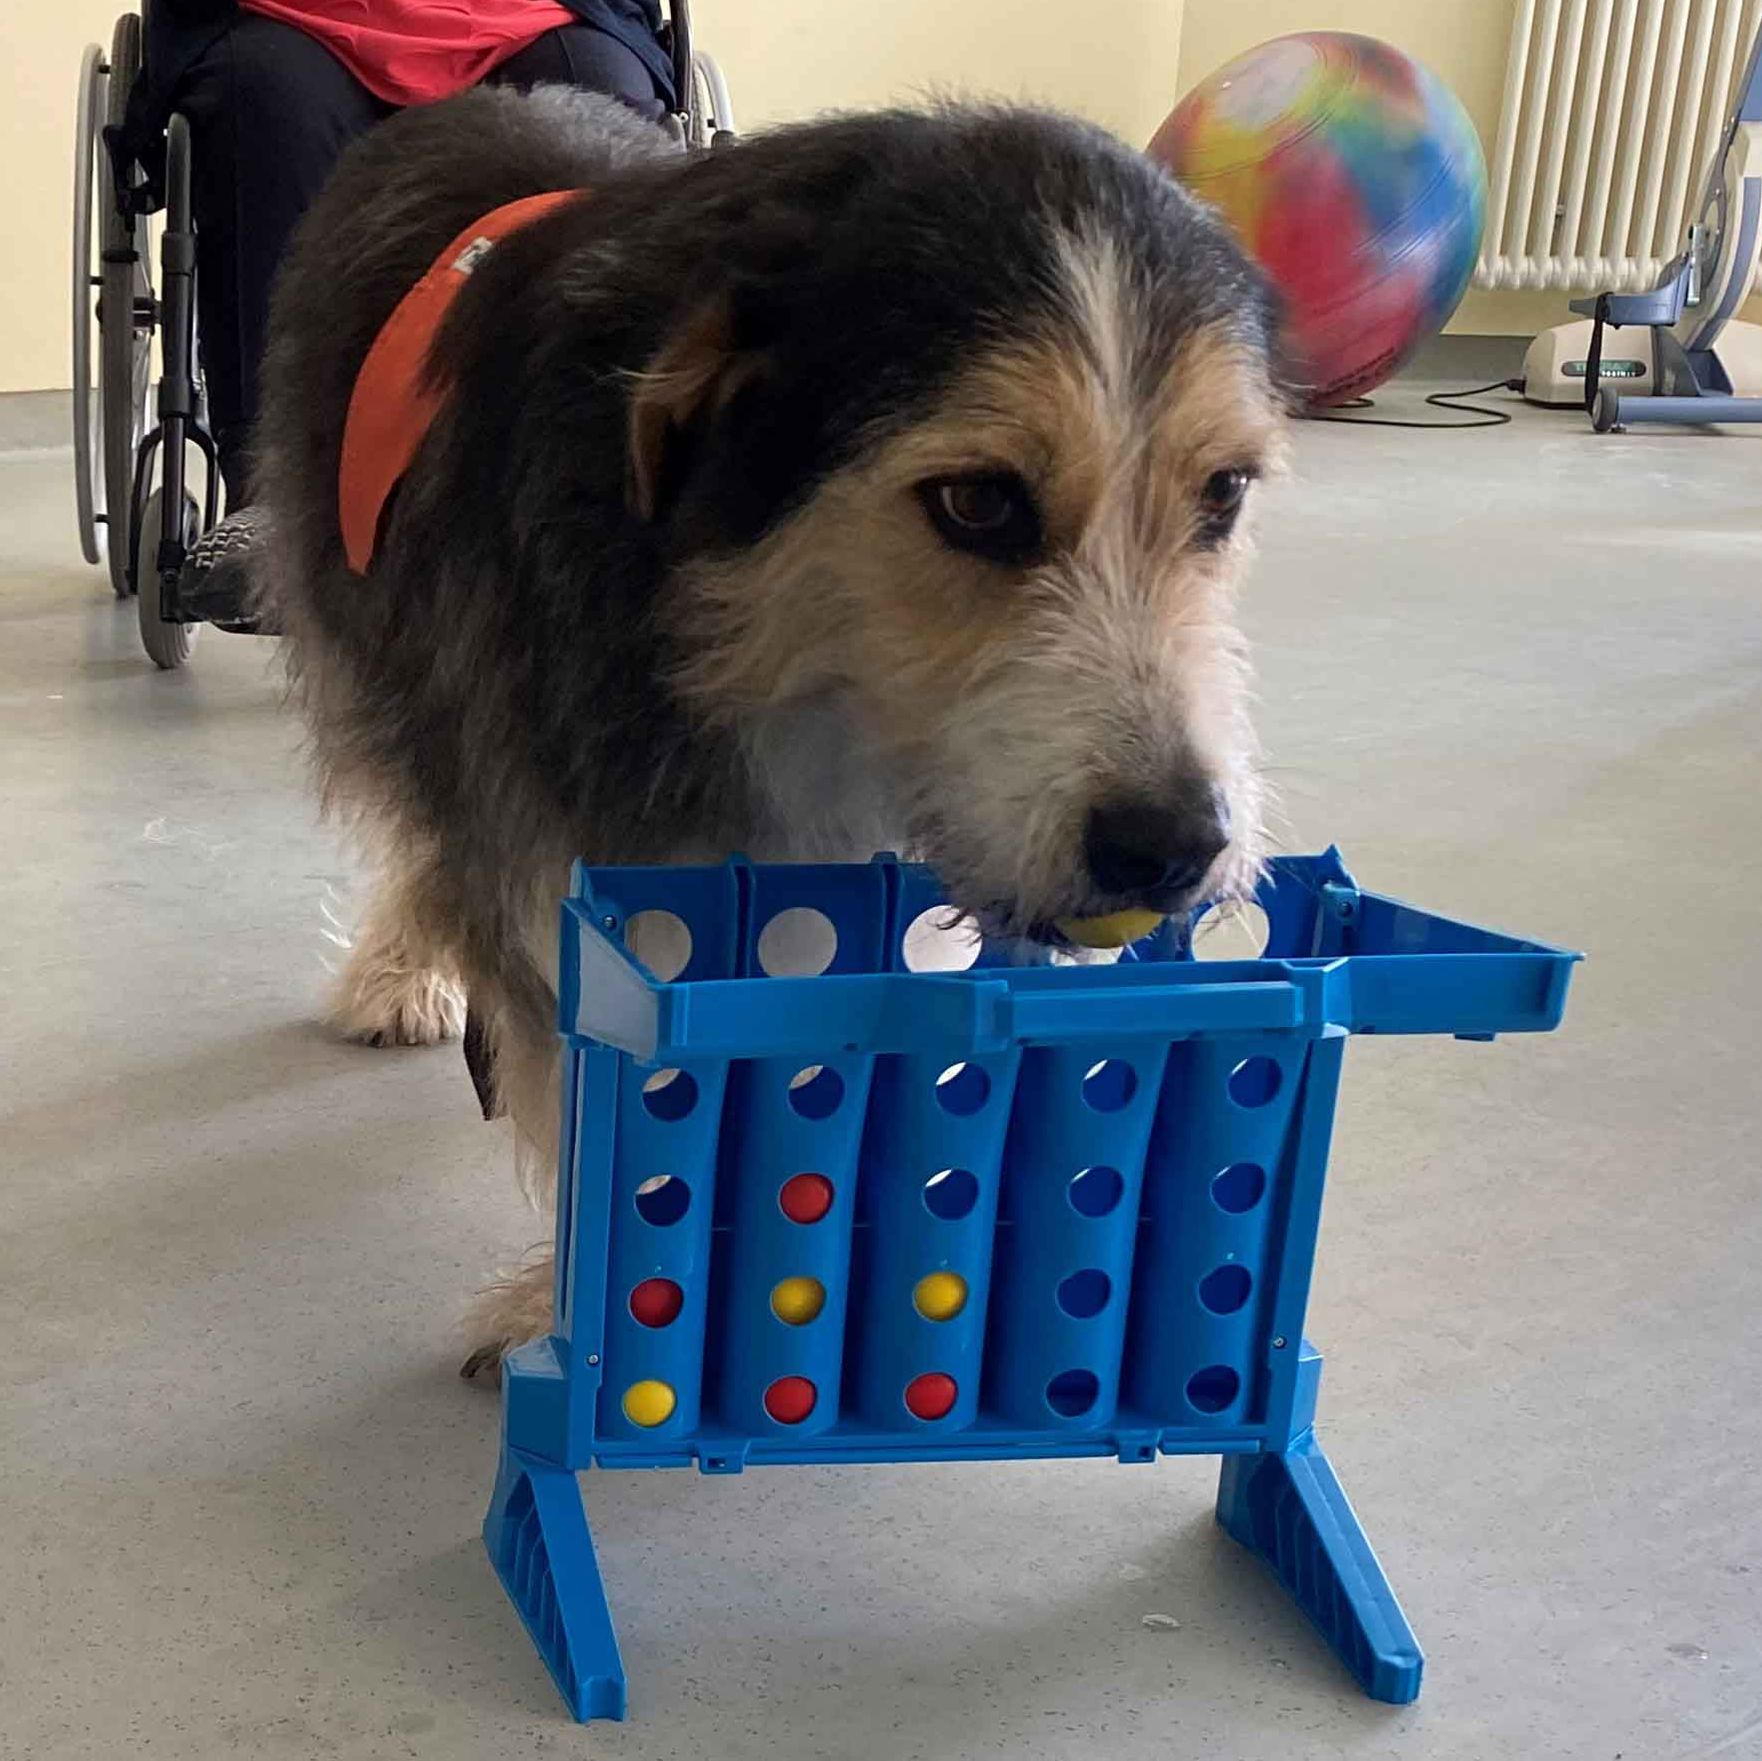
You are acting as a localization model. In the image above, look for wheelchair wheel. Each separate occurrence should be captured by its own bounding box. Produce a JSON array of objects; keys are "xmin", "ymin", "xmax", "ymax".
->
[
  {"xmin": 690, "ymin": 52, "xmax": 737, "ymax": 146},
  {"xmin": 100, "ymin": 13, "xmax": 155, "ymax": 600},
  {"xmin": 72, "ymin": 43, "xmax": 107, "ymax": 568},
  {"xmin": 135, "ymin": 485, "xmax": 200, "ymax": 670}
]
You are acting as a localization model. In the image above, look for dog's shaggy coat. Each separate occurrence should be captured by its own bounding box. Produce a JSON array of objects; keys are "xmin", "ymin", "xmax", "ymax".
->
[{"xmin": 255, "ymin": 88, "xmax": 1284, "ymax": 1360}]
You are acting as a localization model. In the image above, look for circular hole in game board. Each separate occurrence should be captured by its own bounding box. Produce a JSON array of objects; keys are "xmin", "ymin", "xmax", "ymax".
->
[
  {"xmin": 1067, "ymin": 1165, "xmax": 1124, "ymax": 1218},
  {"xmin": 923, "ymin": 1167, "xmax": 979, "ymax": 1221},
  {"xmin": 633, "ymin": 1174, "xmax": 691, "ymax": 1226},
  {"xmin": 757, "ymin": 906, "xmax": 838, "ymax": 977},
  {"xmin": 1211, "ymin": 1162, "xmax": 1266, "ymax": 1214},
  {"xmin": 1056, "ymin": 1268, "xmax": 1112, "ymax": 1319},
  {"xmin": 1227, "ymin": 1056, "xmax": 1281, "ymax": 1108},
  {"xmin": 787, "ymin": 1065, "xmax": 845, "ymax": 1119},
  {"xmin": 1198, "ymin": 1263, "xmax": 1253, "ymax": 1315},
  {"xmin": 1185, "ymin": 1364, "xmax": 1240, "ymax": 1413},
  {"xmin": 763, "ymin": 1375, "xmax": 817, "ymax": 1425},
  {"xmin": 1049, "ymin": 944, "xmax": 1122, "ymax": 967},
  {"xmin": 1045, "ymin": 1368, "xmax": 1101, "ymax": 1419},
  {"xmin": 778, "ymin": 1172, "xmax": 834, "ymax": 1224},
  {"xmin": 628, "ymin": 1277, "xmax": 684, "ymax": 1328},
  {"xmin": 934, "ymin": 1062, "xmax": 990, "ymax": 1115},
  {"xmin": 623, "ymin": 909, "xmax": 693, "ymax": 982},
  {"xmin": 641, "ymin": 1067, "xmax": 699, "ymax": 1121},
  {"xmin": 1191, "ymin": 899, "xmax": 1270, "ymax": 962},
  {"xmin": 1081, "ymin": 1059, "xmax": 1137, "ymax": 1112},
  {"xmin": 903, "ymin": 906, "xmax": 983, "ymax": 973}
]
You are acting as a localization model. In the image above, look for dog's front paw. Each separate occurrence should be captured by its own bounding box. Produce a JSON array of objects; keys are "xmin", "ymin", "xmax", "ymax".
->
[
  {"xmin": 328, "ymin": 958, "xmax": 466, "ymax": 1047},
  {"xmin": 460, "ymin": 1256, "xmax": 556, "ymax": 1381},
  {"xmin": 458, "ymin": 1341, "xmax": 506, "ymax": 1384}
]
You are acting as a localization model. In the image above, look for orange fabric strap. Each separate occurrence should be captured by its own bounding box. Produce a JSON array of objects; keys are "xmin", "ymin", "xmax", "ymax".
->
[{"xmin": 338, "ymin": 189, "xmax": 582, "ymax": 573}]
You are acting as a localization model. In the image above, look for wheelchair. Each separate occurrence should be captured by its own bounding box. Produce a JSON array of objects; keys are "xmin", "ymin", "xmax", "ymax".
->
[{"xmin": 71, "ymin": 1, "xmax": 737, "ymax": 670}]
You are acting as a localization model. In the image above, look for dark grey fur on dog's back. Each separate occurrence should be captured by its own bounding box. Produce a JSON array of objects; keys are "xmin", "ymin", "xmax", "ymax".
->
[{"xmin": 257, "ymin": 90, "xmax": 685, "ymax": 1016}]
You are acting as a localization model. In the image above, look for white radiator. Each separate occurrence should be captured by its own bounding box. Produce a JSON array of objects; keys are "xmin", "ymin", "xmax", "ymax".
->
[{"xmin": 1477, "ymin": 0, "xmax": 1762, "ymax": 291}]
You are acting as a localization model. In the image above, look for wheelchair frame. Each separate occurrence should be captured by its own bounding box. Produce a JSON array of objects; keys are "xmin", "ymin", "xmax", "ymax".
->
[{"xmin": 71, "ymin": 0, "xmax": 736, "ymax": 670}]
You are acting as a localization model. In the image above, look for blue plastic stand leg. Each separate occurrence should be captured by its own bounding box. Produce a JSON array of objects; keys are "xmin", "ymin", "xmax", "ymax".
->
[
  {"xmin": 482, "ymin": 1347, "xmax": 626, "ymax": 1722},
  {"xmin": 1217, "ymin": 1435, "xmax": 1424, "ymax": 1705}
]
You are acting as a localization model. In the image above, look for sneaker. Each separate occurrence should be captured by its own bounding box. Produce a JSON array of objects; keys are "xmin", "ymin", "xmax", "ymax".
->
[{"xmin": 177, "ymin": 505, "xmax": 275, "ymax": 632}]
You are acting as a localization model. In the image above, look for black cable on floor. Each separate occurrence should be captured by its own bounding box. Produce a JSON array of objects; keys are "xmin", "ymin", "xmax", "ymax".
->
[{"xmin": 1302, "ymin": 378, "xmax": 1522, "ymax": 429}]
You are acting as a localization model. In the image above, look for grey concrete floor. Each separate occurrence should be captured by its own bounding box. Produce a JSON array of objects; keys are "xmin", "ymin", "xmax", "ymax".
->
[{"xmin": 2, "ymin": 397, "xmax": 1760, "ymax": 1761}]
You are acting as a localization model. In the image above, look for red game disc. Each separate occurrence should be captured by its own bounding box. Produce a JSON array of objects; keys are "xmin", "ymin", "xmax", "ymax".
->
[
  {"xmin": 763, "ymin": 1375, "xmax": 818, "ymax": 1424},
  {"xmin": 904, "ymin": 1373, "xmax": 958, "ymax": 1421},
  {"xmin": 778, "ymin": 1173, "xmax": 834, "ymax": 1224},
  {"xmin": 628, "ymin": 1277, "xmax": 684, "ymax": 1328}
]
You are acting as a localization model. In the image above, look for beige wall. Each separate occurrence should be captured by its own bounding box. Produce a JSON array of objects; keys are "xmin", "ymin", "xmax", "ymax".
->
[
  {"xmin": 690, "ymin": 0, "xmax": 1186, "ymax": 141},
  {"xmin": 6, "ymin": 3, "xmax": 134, "ymax": 393},
  {"xmin": 6, "ymin": 0, "xmax": 1189, "ymax": 394}
]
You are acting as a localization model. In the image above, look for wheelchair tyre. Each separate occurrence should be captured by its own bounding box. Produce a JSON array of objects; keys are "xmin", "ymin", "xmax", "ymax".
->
[
  {"xmin": 690, "ymin": 52, "xmax": 736, "ymax": 147},
  {"xmin": 101, "ymin": 13, "xmax": 155, "ymax": 600},
  {"xmin": 136, "ymin": 486, "xmax": 199, "ymax": 670},
  {"xmin": 72, "ymin": 43, "xmax": 107, "ymax": 568}
]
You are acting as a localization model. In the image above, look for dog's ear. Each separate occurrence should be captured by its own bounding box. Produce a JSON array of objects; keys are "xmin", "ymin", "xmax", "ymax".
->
[{"xmin": 626, "ymin": 294, "xmax": 768, "ymax": 522}]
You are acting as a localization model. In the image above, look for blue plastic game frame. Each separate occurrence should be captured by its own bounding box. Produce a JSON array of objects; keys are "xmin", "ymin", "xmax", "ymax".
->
[{"xmin": 482, "ymin": 847, "xmax": 1578, "ymax": 1720}]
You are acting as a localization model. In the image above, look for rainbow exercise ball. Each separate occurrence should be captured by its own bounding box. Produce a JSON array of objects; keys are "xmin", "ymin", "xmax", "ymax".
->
[{"xmin": 1150, "ymin": 32, "xmax": 1486, "ymax": 407}]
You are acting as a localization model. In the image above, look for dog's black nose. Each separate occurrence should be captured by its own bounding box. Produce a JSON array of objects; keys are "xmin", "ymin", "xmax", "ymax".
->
[{"xmin": 1084, "ymin": 793, "xmax": 1230, "ymax": 904}]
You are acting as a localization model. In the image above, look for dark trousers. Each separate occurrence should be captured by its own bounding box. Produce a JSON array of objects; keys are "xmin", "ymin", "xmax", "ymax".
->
[{"xmin": 174, "ymin": 14, "xmax": 667, "ymax": 499}]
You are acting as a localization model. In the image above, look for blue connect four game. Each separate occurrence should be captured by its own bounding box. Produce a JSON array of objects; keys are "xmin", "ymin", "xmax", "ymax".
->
[{"xmin": 481, "ymin": 847, "xmax": 1578, "ymax": 1720}]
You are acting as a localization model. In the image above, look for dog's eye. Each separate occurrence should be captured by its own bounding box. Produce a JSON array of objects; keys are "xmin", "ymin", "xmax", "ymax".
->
[
  {"xmin": 1197, "ymin": 466, "xmax": 1254, "ymax": 545},
  {"xmin": 919, "ymin": 473, "xmax": 1043, "ymax": 564},
  {"xmin": 940, "ymin": 480, "xmax": 1015, "ymax": 530}
]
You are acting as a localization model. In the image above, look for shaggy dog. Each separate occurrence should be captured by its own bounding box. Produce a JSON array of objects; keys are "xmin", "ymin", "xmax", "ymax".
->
[{"xmin": 254, "ymin": 87, "xmax": 1284, "ymax": 1367}]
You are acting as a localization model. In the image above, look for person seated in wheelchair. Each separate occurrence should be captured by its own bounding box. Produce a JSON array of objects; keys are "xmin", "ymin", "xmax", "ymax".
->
[{"xmin": 118, "ymin": 0, "xmax": 678, "ymax": 605}]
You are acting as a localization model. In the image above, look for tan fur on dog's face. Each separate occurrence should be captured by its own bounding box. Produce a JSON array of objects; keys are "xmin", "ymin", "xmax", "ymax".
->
[{"xmin": 670, "ymin": 234, "xmax": 1285, "ymax": 933}]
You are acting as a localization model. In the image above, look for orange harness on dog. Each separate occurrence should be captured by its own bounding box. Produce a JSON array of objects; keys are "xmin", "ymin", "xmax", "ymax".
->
[{"xmin": 338, "ymin": 189, "xmax": 581, "ymax": 573}]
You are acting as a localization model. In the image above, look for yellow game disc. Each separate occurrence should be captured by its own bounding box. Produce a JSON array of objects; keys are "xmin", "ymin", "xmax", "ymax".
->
[
  {"xmin": 1057, "ymin": 909, "xmax": 1167, "ymax": 950},
  {"xmin": 770, "ymin": 1276, "xmax": 827, "ymax": 1325},
  {"xmin": 622, "ymin": 1379, "xmax": 677, "ymax": 1427},
  {"xmin": 913, "ymin": 1270, "xmax": 969, "ymax": 1322}
]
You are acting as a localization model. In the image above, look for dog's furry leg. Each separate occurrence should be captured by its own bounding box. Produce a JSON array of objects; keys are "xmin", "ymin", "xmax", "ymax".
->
[
  {"xmin": 327, "ymin": 861, "xmax": 466, "ymax": 1047},
  {"xmin": 461, "ymin": 1255, "xmax": 557, "ymax": 1379},
  {"xmin": 462, "ymin": 995, "xmax": 565, "ymax": 1375}
]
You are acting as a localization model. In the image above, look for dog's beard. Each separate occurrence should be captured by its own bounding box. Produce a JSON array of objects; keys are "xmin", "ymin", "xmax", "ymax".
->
[
  {"xmin": 856, "ymin": 618, "xmax": 1263, "ymax": 940},
  {"xmin": 722, "ymin": 637, "xmax": 1262, "ymax": 943}
]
